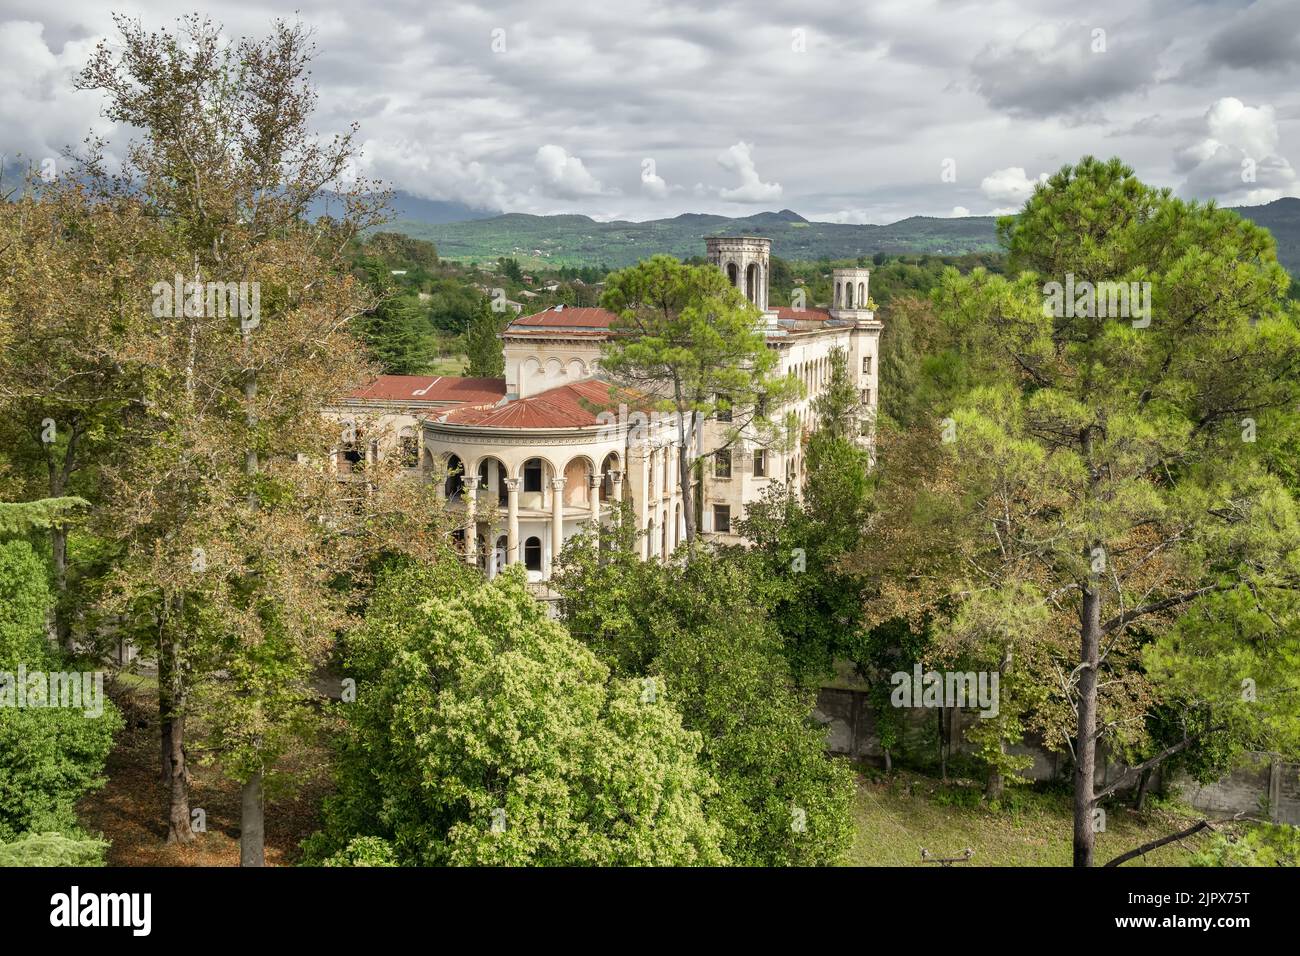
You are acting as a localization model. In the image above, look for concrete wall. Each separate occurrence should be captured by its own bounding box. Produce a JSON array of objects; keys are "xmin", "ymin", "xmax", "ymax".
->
[{"xmin": 815, "ymin": 686, "xmax": 1300, "ymax": 824}]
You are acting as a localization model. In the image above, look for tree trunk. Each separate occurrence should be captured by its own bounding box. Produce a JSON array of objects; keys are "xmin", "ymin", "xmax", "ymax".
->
[
  {"xmin": 165, "ymin": 703, "xmax": 194, "ymax": 844},
  {"xmin": 240, "ymin": 773, "xmax": 265, "ymax": 866},
  {"xmin": 239, "ymin": 358, "xmax": 267, "ymax": 868},
  {"xmin": 986, "ymin": 737, "xmax": 1006, "ymax": 799},
  {"xmin": 46, "ymin": 424, "xmax": 79, "ymax": 654},
  {"xmin": 158, "ymin": 607, "xmax": 194, "ymax": 844},
  {"xmin": 883, "ymin": 748, "xmax": 892, "ymax": 775},
  {"xmin": 937, "ymin": 706, "xmax": 947, "ymax": 782},
  {"xmin": 677, "ymin": 419, "xmax": 695, "ymax": 543},
  {"xmin": 158, "ymin": 628, "xmax": 173, "ymax": 784},
  {"xmin": 1134, "ymin": 768, "xmax": 1150, "ymax": 811},
  {"xmin": 1074, "ymin": 584, "xmax": 1101, "ymax": 868}
]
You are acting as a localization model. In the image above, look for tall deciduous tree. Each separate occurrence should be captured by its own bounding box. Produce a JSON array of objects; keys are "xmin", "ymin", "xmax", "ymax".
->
[
  {"xmin": 77, "ymin": 14, "xmax": 385, "ymax": 862},
  {"xmin": 599, "ymin": 255, "xmax": 799, "ymax": 541},
  {"xmin": 0, "ymin": 182, "xmax": 165, "ymax": 651},
  {"xmin": 304, "ymin": 562, "xmax": 725, "ymax": 866}
]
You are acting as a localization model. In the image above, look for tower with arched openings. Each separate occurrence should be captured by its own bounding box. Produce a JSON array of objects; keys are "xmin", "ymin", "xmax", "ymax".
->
[{"xmin": 706, "ymin": 236, "xmax": 772, "ymax": 314}]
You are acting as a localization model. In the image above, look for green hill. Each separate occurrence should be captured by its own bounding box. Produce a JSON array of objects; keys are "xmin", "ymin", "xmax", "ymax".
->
[{"xmin": 389, "ymin": 198, "xmax": 1300, "ymax": 277}]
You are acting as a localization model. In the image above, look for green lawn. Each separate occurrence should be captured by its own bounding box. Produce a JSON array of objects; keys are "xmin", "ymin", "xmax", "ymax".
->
[
  {"xmin": 848, "ymin": 771, "xmax": 1207, "ymax": 866},
  {"xmin": 428, "ymin": 353, "xmax": 467, "ymax": 375}
]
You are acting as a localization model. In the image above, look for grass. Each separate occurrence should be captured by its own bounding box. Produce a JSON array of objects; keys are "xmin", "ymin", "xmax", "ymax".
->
[
  {"xmin": 428, "ymin": 352, "xmax": 468, "ymax": 375},
  {"xmin": 848, "ymin": 769, "xmax": 1209, "ymax": 867}
]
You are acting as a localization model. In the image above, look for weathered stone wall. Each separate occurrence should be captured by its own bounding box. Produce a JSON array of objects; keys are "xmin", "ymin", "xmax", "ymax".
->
[{"xmin": 815, "ymin": 686, "xmax": 1300, "ymax": 824}]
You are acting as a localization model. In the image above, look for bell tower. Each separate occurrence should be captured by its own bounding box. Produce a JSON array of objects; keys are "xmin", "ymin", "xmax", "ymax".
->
[{"xmin": 706, "ymin": 236, "xmax": 771, "ymax": 314}]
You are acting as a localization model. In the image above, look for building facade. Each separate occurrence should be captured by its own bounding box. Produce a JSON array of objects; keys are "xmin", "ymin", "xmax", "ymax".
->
[{"xmin": 328, "ymin": 237, "xmax": 882, "ymax": 585}]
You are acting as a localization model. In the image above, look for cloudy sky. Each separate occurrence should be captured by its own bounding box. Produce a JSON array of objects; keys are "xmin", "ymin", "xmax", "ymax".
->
[{"xmin": 2, "ymin": 0, "xmax": 1298, "ymax": 223}]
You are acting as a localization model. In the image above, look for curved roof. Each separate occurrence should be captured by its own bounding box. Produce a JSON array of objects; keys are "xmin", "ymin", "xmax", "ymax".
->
[{"xmin": 432, "ymin": 379, "xmax": 648, "ymax": 430}]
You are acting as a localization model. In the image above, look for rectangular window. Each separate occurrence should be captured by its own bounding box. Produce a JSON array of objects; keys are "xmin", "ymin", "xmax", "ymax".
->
[
  {"xmin": 524, "ymin": 461, "xmax": 543, "ymax": 492},
  {"xmin": 715, "ymin": 396, "xmax": 732, "ymax": 423},
  {"xmin": 715, "ymin": 449, "xmax": 732, "ymax": 478},
  {"xmin": 862, "ymin": 356, "xmax": 872, "ymax": 374},
  {"xmin": 713, "ymin": 504, "xmax": 731, "ymax": 534},
  {"xmin": 753, "ymin": 449, "xmax": 767, "ymax": 477}
]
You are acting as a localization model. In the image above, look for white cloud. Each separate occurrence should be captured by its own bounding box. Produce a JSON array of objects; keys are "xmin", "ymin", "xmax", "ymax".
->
[
  {"xmin": 1174, "ymin": 97, "xmax": 1299, "ymax": 204},
  {"xmin": 535, "ymin": 144, "xmax": 608, "ymax": 198},
  {"xmin": 0, "ymin": 20, "xmax": 113, "ymax": 169},
  {"xmin": 640, "ymin": 158, "xmax": 670, "ymax": 199},
  {"xmin": 980, "ymin": 167, "xmax": 1044, "ymax": 207},
  {"xmin": 716, "ymin": 141, "xmax": 782, "ymax": 203},
  {"xmin": 951, "ymin": 205, "xmax": 971, "ymax": 217}
]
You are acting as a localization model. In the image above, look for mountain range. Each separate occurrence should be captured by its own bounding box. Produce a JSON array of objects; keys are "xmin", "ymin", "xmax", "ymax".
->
[{"xmin": 383, "ymin": 194, "xmax": 1300, "ymax": 277}]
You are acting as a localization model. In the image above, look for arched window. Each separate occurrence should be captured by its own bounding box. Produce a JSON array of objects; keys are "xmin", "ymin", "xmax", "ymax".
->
[
  {"xmin": 745, "ymin": 263, "xmax": 758, "ymax": 304},
  {"xmin": 600, "ymin": 453, "xmax": 620, "ymax": 501},
  {"xmin": 445, "ymin": 454, "xmax": 464, "ymax": 499},
  {"xmin": 846, "ymin": 283, "xmax": 854, "ymax": 309},
  {"xmin": 398, "ymin": 427, "xmax": 418, "ymax": 468},
  {"xmin": 858, "ymin": 281, "xmax": 866, "ymax": 305},
  {"xmin": 726, "ymin": 262, "xmax": 739, "ymax": 287},
  {"xmin": 524, "ymin": 536, "xmax": 542, "ymax": 571}
]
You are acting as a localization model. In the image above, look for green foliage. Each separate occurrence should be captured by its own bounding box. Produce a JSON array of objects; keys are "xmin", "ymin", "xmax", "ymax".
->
[
  {"xmin": 353, "ymin": 259, "xmax": 439, "ymax": 374},
  {"xmin": 306, "ymin": 562, "xmax": 724, "ymax": 866},
  {"xmin": 0, "ymin": 498, "xmax": 88, "ymax": 536},
  {"xmin": 736, "ymin": 350, "xmax": 874, "ymax": 682},
  {"xmin": 461, "ymin": 297, "xmax": 508, "ymax": 378},
  {"xmin": 0, "ymin": 539, "xmax": 120, "ymax": 842},
  {"xmin": 0, "ymin": 538, "xmax": 51, "ymax": 665},
  {"xmin": 1191, "ymin": 822, "xmax": 1300, "ymax": 867},
  {"xmin": 0, "ymin": 831, "xmax": 108, "ymax": 867},
  {"xmin": 864, "ymin": 155, "xmax": 1300, "ymax": 846},
  {"xmin": 317, "ymin": 835, "xmax": 398, "ymax": 867},
  {"xmin": 556, "ymin": 517, "xmax": 856, "ymax": 865}
]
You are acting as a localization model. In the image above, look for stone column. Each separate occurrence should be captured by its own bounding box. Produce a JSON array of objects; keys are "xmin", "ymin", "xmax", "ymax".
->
[
  {"xmin": 462, "ymin": 476, "xmax": 480, "ymax": 566},
  {"xmin": 505, "ymin": 477, "xmax": 520, "ymax": 565},
  {"xmin": 548, "ymin": 477, "xmax": 566, "ymax": 577},
  {"xmin": 611, "ymin": 470, "xmax": 623, "ymax": 507},
  {"xmin": 588, "ymin": 473, "xmax": 601, "ymax": 522}
]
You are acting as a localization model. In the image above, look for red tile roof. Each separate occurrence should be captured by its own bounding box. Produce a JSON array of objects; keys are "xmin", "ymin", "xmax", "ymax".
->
[
  {"xmin": 434, "ymin": 379, "xmax": 647, "ymax": 430},
  {"xmin": 508, "ymin": 306, "xmax": 618, "ymax": 330},
  {"xmin": 773, "ymin": 307, "xmax": 832, "ymax": 322},
  {"xmin": 348, "ymin": 375, "xmax": 507, "ymax": 405}
]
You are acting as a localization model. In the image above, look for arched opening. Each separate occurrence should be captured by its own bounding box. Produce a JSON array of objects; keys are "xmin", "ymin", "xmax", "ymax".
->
[
  {"xmin": 661, "ymin": 510, "xmax": 668, "ymax": 558},
  {"xmin": 726, "ymin": 262, "xmax": 739, "ymax": 288},
  {"xmin": 524, "ymin": 536, "xmax": 542, "ymax": 571},
  {"xmin": 858, "ymin": 281, "xmax": 866, "ymax": 306},
  {"xmin": 338, "ymin": 423, "xmax": 364, "ymax": 475},
  {"xmin": 845, "ymin": 283, "xmax": 854, "ymax": 308},
  {"xmin": 521, "ymin": 457, "xmax": 548, "ymax": 505},
  {"xmin": 600, "ymin": 452, "xmax": 620, "ymax": 502},
  {"xmin": 563, "ymin": 457, "xmax": 592, "ymax": 507},
  {"xmin": 444, "ymin": 454, "xmax": 465, "ymax": 500},
  {"xmin": 398, "ymin": 426, "xmax": 418, "ymax": 469},
  {"xmin": 745, "ymin": 263, "xmax": 758, "ymax": 304},
  {"xmin": 478, "ymin": 457, "xmax": 509, "ymax": 507}
]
